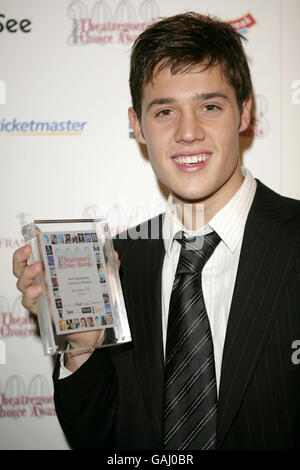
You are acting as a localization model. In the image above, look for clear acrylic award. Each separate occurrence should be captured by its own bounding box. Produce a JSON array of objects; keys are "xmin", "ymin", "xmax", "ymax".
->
[{"xmin": 22, "ymin": 219, "xmax": 131, "ymax": 355}]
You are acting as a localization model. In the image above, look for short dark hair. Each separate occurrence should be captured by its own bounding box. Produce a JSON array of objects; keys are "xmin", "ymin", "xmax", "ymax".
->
[{"xmin": 129, "ymin": 12, "xmax": 252, "ymax": 121}]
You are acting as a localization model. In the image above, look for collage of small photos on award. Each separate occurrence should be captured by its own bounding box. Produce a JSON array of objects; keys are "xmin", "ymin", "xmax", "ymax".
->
[{"xmin": 41, "ymin": 230, "xmax": 115, "ymax": 336}]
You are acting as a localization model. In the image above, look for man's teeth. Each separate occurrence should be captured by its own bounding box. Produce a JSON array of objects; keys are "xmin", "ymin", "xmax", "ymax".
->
[{"xmin": 173, "ymin": 154, "xmax": 209, "ymax": 164}]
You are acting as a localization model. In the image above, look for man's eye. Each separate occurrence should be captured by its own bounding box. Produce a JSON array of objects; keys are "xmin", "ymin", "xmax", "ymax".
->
[
  {"xmin": 156, "ymin": 109, "xmax": 172, "ymax": 117},
  {"xmin": 203, "ymin": 104, "xmax": 220, "ymax": 112}
]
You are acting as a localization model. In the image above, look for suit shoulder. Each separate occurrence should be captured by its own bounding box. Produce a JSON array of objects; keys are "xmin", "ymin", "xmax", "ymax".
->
[
  {"xmin": 255, "ymin": 179, "xmax": 300, "ymax": 207},
  {"xmin": 255, "ymin": 180, "xmax": 300, "ymax": 228}
]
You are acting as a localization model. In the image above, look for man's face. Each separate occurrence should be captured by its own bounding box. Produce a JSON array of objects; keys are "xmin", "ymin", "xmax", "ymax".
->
[{"xmin": 129, "ymin": 64, "xmax": 251, "ymax": 207}]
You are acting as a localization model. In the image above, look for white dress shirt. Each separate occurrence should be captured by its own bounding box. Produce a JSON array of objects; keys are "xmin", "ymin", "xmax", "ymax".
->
[
  {"xmin": 161, "ymin": 167, "xmax": 256, "ymax": 394},
  {"xmin": 60, "ymin": 168, "xmax": 256, "ymax": 382}
]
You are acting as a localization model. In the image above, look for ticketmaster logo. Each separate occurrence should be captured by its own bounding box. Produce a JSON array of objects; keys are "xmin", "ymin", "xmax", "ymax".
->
[{"xmin": 0, "ymin": 118, "xmax": 87, "ymax": 135}]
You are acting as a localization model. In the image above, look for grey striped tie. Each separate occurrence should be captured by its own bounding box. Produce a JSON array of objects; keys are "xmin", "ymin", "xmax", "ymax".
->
[{"xmin": 163, "ymin": 231, "xmax": 221, "ymax": 450}]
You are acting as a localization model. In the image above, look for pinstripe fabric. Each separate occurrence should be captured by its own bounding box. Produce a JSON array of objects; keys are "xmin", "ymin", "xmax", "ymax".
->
[
  {"xmin": 53, "ymin": 180, "xmax": 300, "ymax": 450},
  {"xmin": 164, "ymin": 231, "xmax": 221, "ymax": 450},
  {"xmin": 217, "ymin": 184, "xmax": 300, "ymax": 449}
]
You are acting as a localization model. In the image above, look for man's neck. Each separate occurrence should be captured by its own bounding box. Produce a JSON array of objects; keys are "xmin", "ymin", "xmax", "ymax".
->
[{"xmin": 172, "ymin": 167, "xmax": 244, "ymax": 231}]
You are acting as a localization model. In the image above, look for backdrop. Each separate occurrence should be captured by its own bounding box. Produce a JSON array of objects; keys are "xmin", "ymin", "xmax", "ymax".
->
[{"xmin": 0, "ymin": 0, "xmax": 299, "ymax": 450}]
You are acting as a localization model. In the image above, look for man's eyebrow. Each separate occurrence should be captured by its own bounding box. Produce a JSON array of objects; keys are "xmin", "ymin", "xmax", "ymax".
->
[
  {"xmin": 146, "ymin": 98, "xmax": 175, "ymax": 112},
  {"xmin": 195, "ymin": 92, "xmax": 229, "ymax": 101}
]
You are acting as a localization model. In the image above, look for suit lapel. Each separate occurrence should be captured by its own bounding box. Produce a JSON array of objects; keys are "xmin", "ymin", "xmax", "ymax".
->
[{"xmin": 217, "ymin": 181, "xmax": 300, "ymax": 448}]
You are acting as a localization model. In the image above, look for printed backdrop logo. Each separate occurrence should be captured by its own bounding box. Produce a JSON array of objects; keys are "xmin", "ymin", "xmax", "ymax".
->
[
  {"xmin": 240, "ymin": 94, "xmax": 269, "ymax": 138},
  {"xmin": 228, "ymin": 13, "xmax": 256, "ymax": 34},
  {"xmin": 0, "ymin": 212, "xmax": 32, "ymax": 250},
  {"xmin": 0, "ymin": 375, "xmax": 55, "ymax": 419},
  {"xmin": 0, "ymin": 13, "xmax": 32, "ymax": 33},
  {"xmin": 0, "ymin": 295, "xmax": 36, "ymax": 339},
  {"xmin": 0, "ymin": 118, "xmax": 88, "ymax": 136},
  {"xmin": 67, "ymin": 4, "xmax": 255, "ymax": 46},
  {"xmin": 68, "ymin": 0, "xmax": 159, "ymax": 45}
]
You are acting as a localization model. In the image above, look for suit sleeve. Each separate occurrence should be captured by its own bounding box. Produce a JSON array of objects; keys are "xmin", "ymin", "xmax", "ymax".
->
[{"xmin": 53, "ymin": 347, "xmax": 118, "ymax": 449}]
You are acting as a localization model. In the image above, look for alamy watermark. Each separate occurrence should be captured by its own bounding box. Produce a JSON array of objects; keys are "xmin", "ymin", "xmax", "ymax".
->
[
  {"xmin": 83, "ymin": 199, "xmax": 205, "ymax": 248},
  {"xmin": 291, "ymin": 340, "xmax": 300, "ymax": 365}
]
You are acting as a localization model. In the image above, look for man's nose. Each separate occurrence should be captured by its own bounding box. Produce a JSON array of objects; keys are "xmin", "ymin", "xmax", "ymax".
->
[{"xmin": 175, "ymin": 112, "xmax": 205, "ymax": 143}]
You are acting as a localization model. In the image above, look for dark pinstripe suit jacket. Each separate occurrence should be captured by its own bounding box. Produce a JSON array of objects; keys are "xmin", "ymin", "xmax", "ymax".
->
[{"xmin": 53, "ymin": 180, "xmax": 300, "ymax": 450}]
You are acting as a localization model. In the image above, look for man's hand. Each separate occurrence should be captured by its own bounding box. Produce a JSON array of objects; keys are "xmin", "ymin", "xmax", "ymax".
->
[
  {"xmin": 13, "ymin": 245, "xmax": 121, "ymax": 372},
  {"xmin": 13, "ymin": 245, "xmax": 43, "ymax": 314}
]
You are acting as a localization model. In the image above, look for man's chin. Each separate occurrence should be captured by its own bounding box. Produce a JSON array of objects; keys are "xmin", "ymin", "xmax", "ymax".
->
[{"xmin": 171, "ymin": 190, "xmax": 210, "ymax": 205}]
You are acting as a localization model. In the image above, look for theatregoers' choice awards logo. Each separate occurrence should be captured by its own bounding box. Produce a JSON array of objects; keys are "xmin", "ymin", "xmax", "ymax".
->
[
  {"xmin": 67, "ymin": 4, "xmax": 255, "ymax": 46},
  {"xmin": 0, "ymin": 295, "xmax": 36, "ymax": 339},
  {"xmin": 67, "ymin": 0, "xmax": 160, "ymax": 45},
  {"xmin": 0, "ymin": 118, "xmax": 88, "ymax": 136},
  {"xmin": 240, "ymin": 94, "xmax": 269, "ymax": 138},
  {"xmin": 55, "ymin": 246, "xmax": 94, "ymax": 270},
  {"xmin": 0, "ymin": 375, "xmax": 55, "ymax": 419}
]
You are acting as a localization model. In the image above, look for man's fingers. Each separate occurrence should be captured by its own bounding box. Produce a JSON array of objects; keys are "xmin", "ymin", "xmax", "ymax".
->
[
  {"xmin": 114, "ymin": 250, "xmax": 121, "ymax": 270},
  {"xmin": 21, "ymin": 284, "xmax": 43, "ymax": 314},
  {"xmin": 13, "ymin": 245, "xmax": 32, "ymax": 278},
  {"xmin": 16, "ymin": 261, "xmax": 42, "ymax": 293}
]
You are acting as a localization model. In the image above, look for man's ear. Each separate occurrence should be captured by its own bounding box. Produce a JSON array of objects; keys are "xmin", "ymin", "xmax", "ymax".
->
[
  {"xmin": 239, "ymin": 96, "xmax": 252, "ymax": 133},
  {"xmin": 128, "ymin": 107, "xmax": 146, "ymax": 144}
]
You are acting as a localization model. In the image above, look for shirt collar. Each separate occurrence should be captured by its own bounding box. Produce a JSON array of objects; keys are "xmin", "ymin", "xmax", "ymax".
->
[{"xmin": 163, "ymin": 167, "xmax": 257, "ymax": 257}]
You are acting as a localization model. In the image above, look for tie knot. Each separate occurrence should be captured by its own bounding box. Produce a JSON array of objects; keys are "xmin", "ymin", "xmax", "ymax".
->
[{"xmin": 175, "ymin": 231, "xmax": 221, "ymax": 275}]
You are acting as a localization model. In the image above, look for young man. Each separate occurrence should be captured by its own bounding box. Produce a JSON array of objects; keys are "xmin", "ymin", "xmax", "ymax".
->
[{"xmin": 13, "ymin": 13, "xmax": 300, "ymax": 450}]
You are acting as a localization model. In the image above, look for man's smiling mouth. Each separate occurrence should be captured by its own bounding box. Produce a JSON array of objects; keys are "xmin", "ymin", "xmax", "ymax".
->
[{"xmin": 172, "ymin": 154, "xmax": 210, "ymax": 165}]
